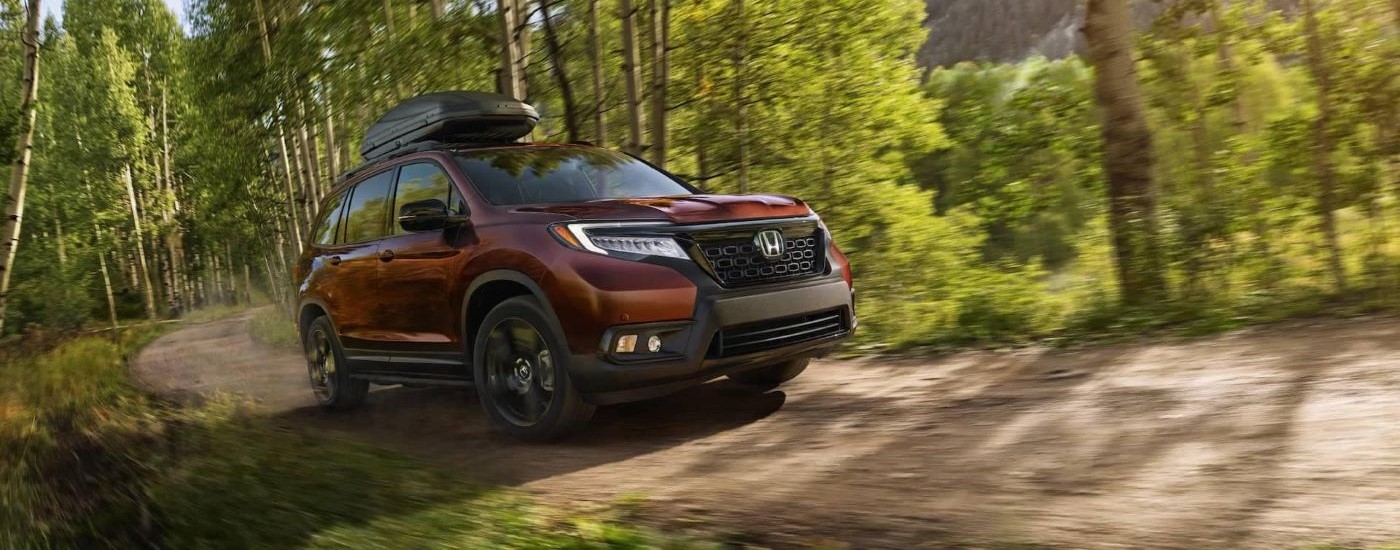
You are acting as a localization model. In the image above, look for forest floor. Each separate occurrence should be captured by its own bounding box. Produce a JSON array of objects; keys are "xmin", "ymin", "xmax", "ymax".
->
[{"xmin": 133, "ymin": 309, "xmax": 1400, "ymax": 549}]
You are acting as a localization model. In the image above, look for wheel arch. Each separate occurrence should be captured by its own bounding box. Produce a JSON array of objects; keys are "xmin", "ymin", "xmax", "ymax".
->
[
  {"xmin": 461, "ymin": 270, "xmax": 561, "ymax": 360},
  {"xmin": 297, "ymin": 299, "xmax": 333, "ymax": 345}
]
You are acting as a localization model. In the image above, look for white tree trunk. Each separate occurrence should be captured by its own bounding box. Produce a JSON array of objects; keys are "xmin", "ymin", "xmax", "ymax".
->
[
  {"xmin": 383, "ymin": 0, "xmax": 397, "ymax": 34},
  {"xmin": 254, "ymin": 0, "xmax": 306, "ymax": 255},
  {"xmin": 224, "ymin": 243, "xmax": 237, "ymax": 305},
  {"xmin": 254, "ymin": 0, "xmax": 273, "ymax": 59},
  {"xmin": 276, "ymin": 129, "xmax": 305, "ymax": 253},
  {"xmin": 1301, "ymin": 0, "xmax": 1347, "ymax": 291},
  {"xmin": 124, "ymin": 165, "xmax": 159, "ymax": 319},
  {"xmin": 588, "ymin": 0, "xmax": 607, "ymax": 145},
  {"xmin": 160, "ymin": 84, "xmax": 188, "ymax": 306},
  {"xmin": 324, "ymin": 102, "xmax": 342, "ymax": 181},
  {"xmin": 94, "ymin": 225, "xmax": 119, "ymax": 329},
  {"xmin": 649, "ymin": 0, "xmax": 669, "ymax": 167},
  {"xmin": 98, "ymin": 250, "xmax": 118, "ymax": 331},
  {"xmin": 1084, "ymin": 0, "xmax": 1167, "ymax": 304},
  {"xmin": 619, "ymin": 0, "xmax": 645, "ymax": 156},
  {"xmin": 732, "ymin": 0, "xmax": 749, "ymax": 194},
  {"xmin": 243, "ymin": 262, "xmax": 253, "ymax": 305},
  {"xmin": 0, "ymin": 0, "xmax": 42, "ymax": 334},
  {"xmin": 211, "ymin": 250, "xmax": 224, "ymax": 305},
  {"xmin": 498, "ymin": 0, "xmax": 530, "ymax": 102},
  {"xmin": 289, "ymin": 125, "xmax": 313, "ymax": 226},
  {"xmin": 55, "ymin": 220, "xmax": 66, "ymax": 266},
  {"xmin": 298, "ymin": 99, "xmax": 323, "ymax": 208}
]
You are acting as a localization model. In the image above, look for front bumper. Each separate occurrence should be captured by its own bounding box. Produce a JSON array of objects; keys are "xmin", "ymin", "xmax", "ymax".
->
[{"xmin": 567, "ymin": 273, "xmax": 854, "ymax": 405}]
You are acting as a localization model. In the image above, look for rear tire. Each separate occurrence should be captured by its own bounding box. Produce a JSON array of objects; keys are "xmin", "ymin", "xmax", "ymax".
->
[
  {"xmin": 727, "ymin": 358, "xmax": 810, "ymax": 389},
  {"xmin": 303, "ymin": 316, "xmax": 369, "ymax": 410},
  {"xmin": 473, "ymin": 296, "xmax": 595, "ymax": 441}
]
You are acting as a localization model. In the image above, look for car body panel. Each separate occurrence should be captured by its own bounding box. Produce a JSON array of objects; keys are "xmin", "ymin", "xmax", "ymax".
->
[{"xmin": 294, "ymin": 145, "xmax": 854, "ymax": 402}]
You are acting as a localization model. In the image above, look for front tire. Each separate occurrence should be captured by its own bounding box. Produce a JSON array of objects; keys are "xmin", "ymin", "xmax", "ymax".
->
[
  {"xmin": 304, "ymin": 316, "xmax": 369, "ymax": 410},
  {"xmin": 473, "ymin": 296, "xmax": 595, "ymax": 441},
  {"xmin": 727, "ymin": 358, "xmax": 810, "ymax": 389}
]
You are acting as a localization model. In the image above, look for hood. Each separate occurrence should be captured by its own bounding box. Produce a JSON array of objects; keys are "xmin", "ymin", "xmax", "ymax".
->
[{"xmin": 514, "ymin": 194, "xmax": 812, "ymax": 224}]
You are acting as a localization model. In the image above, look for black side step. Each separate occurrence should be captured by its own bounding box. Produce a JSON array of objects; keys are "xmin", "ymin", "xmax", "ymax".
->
[{"xmin": 350, "ymin": 373, "xmax": 474, "ymax": 388}]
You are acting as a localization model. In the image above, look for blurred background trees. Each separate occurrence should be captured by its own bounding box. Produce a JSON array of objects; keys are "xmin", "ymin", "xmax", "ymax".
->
[{"xmin": 1, "ymin": 0, "xmax": 1397, "ymax": 348}]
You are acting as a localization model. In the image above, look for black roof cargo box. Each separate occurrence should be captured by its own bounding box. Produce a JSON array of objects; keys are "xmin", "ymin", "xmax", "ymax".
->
[{"xmin": 359, "ymin": 91, "xmax": 538, "ymax": 162}]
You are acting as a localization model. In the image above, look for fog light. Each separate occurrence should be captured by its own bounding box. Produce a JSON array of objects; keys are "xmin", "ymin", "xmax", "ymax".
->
[
  {"xmin": 616, "ymin": 334, "xmax": 637, "ymax": 353},
  {"xmin": 647, "ymin": 335, "xmax": 662, "ymax": 353}
]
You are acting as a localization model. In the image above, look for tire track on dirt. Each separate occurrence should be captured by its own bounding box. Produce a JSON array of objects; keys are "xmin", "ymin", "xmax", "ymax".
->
[{"xmin": 133, "ymin": 310, "xmax": 1400, "ymax": 548}]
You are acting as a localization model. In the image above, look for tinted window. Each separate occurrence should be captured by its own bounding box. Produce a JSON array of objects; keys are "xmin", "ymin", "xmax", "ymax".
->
[
  {"xmin": 311, "ymin": 191, "xmax": 348, "ymax": 245},
  {"xmin": 391, "ymin": 162, "xmax": 463, "ymax": 235},
  {"xmin": 454, "ymin": 147, "xmax": 693, "ymax": 206},
  {"xmin": 342, "ymin": 170, "xmax": 395, "ymax": 243}
]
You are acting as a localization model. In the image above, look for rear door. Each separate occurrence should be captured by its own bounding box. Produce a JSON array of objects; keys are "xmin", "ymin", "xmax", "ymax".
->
[
  {"xmin": 375, "ymin": 160, "xmax": 471, "ymax": 376},
  {"xmin": 328, "ymin": 169, "xmax": 395, "ymax": 362}
]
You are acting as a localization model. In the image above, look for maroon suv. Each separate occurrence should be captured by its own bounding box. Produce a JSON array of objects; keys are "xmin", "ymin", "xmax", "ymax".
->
[{"xmin": 294, "ymin": 93, "xmax": 854, "ymax": 440}]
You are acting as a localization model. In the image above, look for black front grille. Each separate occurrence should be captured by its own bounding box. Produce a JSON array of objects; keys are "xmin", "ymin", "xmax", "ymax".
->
[
  {"xmin": 697, "ymin": 230, "xmax": 825, "ymax": 287},
  {"xmin": 711, "ymin": 309, "xmax": 847, "ymax": 358}
]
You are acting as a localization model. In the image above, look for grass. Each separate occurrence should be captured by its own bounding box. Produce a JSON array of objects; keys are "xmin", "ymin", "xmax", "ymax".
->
[
  {"xmin": 0, "ymin": 331, "xmax": 710, "ymax": 548},
  {"xmin": 248, "ymin": 307, "xmax": 300, "ymax": 350}
]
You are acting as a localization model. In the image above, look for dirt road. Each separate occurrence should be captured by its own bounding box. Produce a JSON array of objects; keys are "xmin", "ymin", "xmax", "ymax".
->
[{"xmin": 134, "ymin": 310, "xmax": 1400, "ymax": 548}]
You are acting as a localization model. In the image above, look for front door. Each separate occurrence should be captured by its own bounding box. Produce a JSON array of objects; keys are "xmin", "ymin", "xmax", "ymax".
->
[{"xmin": 375, "ymin": 161, "xmax": 471, "ymax": 376}]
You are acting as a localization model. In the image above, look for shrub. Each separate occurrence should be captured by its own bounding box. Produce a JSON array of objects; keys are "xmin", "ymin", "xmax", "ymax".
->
[{"xmin": 248, "ymin": 308, "xmax": 299, "ymax": 350}]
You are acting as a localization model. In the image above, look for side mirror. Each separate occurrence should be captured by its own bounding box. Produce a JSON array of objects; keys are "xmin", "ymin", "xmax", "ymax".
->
[{"xmin": 397, "ymin": 198, "xmax": 467, "ymax": 232}]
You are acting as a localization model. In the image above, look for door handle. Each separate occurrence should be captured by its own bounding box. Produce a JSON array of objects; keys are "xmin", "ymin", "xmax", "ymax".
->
[
  {"xmin": 328, "ymin": 256, "xmax": 342, "ymax": 266},
  {"xmin": 379, "ymin": 249, "xmax": 395, "ymax": 262}
]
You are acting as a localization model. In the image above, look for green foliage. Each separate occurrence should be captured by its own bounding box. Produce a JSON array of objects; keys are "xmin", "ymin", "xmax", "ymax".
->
[
  {"xmin": 4, "ymin": 266, "xmax": 95, "ymax": 331},
  {"xmin": 8, "ymin": 0, "xmax": 1400, "ymax": 345},
  {"xmin": 903, "ymin": 0, "xmax": 1399, "ymax": 345},
  {"xmin": 916, "ymin": 58, "xmax": 1101, "ymax": 268},
  {"xmin": 0, "ymin": 0, "xmax": 22, "ymax": 165}
]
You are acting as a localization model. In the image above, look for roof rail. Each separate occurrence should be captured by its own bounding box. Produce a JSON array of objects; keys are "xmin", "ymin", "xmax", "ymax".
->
[
  {"xmin": 336, "ymin": 141, "xmax": 446, "ymax": 185},
  {"xmin": 334, "ymin": 140, "xmax": 531, "ymax": 185}
]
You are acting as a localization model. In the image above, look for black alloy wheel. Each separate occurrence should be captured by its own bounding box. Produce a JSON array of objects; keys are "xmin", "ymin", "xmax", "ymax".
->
[
  {"xmin": 303, "ymin": 316, "xmax": 369, "ymax": 410},
  {"xmin": 482, "ymin": 318, "xmax": 557, "ymax": 427},
  {"xmin": 307, "ymin": 327, "xmax": 337, "ymax": 402},
  {"xmin": 472, "ymin": 296, "xmax": 595, "ymax": 441}
]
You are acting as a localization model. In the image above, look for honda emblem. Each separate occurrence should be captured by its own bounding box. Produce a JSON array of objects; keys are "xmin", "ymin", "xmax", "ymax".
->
[{"xmin": 754, "ymin": 229, "xmax": 785, "ymax": 260}]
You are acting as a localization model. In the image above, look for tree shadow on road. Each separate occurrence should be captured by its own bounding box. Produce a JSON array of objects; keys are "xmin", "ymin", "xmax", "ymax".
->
[
  {"xmin": 713, "ymin": 319, "xmax": 1400, "ymax": 548},
  {"xmin": 275, "ymin": 376, "xmax": 792, "ymax": 486}
]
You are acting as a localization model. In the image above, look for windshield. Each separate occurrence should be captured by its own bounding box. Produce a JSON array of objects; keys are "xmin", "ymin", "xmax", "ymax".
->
[{"xmin": 454, "ymin": 147, "xmax": 695, "ymax": 206}]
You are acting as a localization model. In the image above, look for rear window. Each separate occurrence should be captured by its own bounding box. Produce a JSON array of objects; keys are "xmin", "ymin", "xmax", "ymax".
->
[
  {"xmin": 311, "ymin": 191, "xmax": 347, "ymax": 245},
  {"xmin": 454, "ymin": 147, "xmax": 694, "ymax": 206}
]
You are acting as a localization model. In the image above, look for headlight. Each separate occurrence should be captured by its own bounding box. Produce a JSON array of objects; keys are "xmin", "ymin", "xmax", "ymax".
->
[
  {"xmin": 549, "ymin": 222, "xmax": 689, "ymax": 260},
  {"xmin": 588, "ymin": 235, "xmax": 688, "ymax": 258}
]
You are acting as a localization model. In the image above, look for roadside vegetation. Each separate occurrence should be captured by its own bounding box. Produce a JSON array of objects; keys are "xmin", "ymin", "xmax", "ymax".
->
[
  {"xmin": 0, "ymin": 331, "xmax": 707, "ymax": 547},
  {"xmin": 248, "ymin": 307, "xmax": 299, "ymax": 350}
]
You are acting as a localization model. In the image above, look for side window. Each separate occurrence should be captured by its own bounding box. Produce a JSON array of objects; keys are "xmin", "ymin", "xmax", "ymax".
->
[
  {"xmin": 311, "ymin": 191, "xmax": 348, "ymax": 245},
  {"xmin": 392, "ymin": 162, "xmax": 462, "ymax": 235},
  {"xmin": 342, "ymin": 170, "xmax": 395, "ymax": 243}
]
